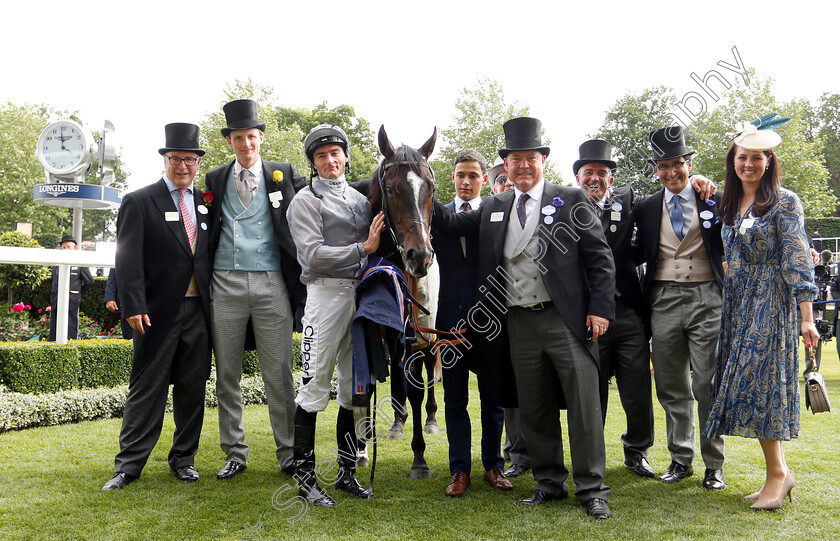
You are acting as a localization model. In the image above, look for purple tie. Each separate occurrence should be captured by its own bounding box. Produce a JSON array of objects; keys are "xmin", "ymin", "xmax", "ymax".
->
[
  {"xmin": 460, "ymin": 202, "xmax": 471, "ymax": 213},
  {"xmin": 517, "ymin": 193, "xmax": 529, "ymax": 228}
]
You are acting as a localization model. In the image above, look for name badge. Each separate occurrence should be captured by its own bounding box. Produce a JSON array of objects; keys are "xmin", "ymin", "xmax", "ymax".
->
[
  {"xmin": 165, "ymin": 211, "xmax": 180, "ymax": 222},
  {"xmin": 610, "ymin": 211, "xmax": 621, "ymax": 221},
  {"xmin": 739, "ymin": 218, "xmax": 755, "ymax": 234},
  {"xmin": 490, "ymin": 211, "xmax": 504, "ymax": 222},
  {"xmin": 699, "ymin": 210, "xmax": 713, "ymax": 220},
  {"xmin": 269, "ymin": 191, "xmax": 283, "ymax": 208},
  {"xmin": 197, "ymin": 205, "xmax": 208, "ymax": 215}
]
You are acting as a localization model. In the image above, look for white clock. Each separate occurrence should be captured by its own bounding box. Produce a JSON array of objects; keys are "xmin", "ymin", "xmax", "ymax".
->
[{"xmin": 36, "ymin": 120, "xmax": 95, "ymax": 177}]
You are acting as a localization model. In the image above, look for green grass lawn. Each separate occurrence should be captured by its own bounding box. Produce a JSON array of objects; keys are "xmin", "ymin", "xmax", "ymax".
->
[{"xmin": 2, "ymin": 344, "xmax": 840, "ymax": 541}]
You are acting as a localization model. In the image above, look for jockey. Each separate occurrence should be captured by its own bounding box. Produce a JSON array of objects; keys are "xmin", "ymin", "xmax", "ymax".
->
[{"xmin": 286, "ymin": 124, "xmax": 385, "ymax": 507}]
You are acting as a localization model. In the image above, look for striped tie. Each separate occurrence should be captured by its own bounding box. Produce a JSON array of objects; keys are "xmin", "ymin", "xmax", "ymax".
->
[{"xmin": 178, "ymin": 188, "xmax": 196, "ymax": 245}]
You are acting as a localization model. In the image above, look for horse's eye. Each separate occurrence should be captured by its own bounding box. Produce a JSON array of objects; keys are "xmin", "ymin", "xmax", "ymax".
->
[{"xmin": 385, "ymin": 184, "xmax": 395, "ymax": 197}]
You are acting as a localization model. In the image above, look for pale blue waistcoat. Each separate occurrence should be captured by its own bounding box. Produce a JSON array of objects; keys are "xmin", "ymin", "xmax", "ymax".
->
[{"xmin": 214, "ymin": 169, "xmax": 283, "ymax": 271}]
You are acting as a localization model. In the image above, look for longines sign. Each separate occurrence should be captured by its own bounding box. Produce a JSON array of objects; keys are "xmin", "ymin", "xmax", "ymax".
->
[{"xmin": 32, "ymin": 183, "xmax": 122, "ymax": 209}]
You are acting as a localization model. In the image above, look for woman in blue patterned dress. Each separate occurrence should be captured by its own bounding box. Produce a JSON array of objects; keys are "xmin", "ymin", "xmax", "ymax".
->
[{"xmin": 703, "ymin": 115, "xmax": 819, "ymax": 511}]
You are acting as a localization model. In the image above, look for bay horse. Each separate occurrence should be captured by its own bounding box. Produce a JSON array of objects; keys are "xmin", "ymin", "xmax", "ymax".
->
[{"xmin": 361, "ymin": 125, "xmax": 440, "ymax": 480}]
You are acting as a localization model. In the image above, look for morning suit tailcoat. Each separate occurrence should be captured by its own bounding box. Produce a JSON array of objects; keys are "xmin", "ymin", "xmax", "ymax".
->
[
  {"xmin": 594, "ymin": 186, "xmax": 655, "ymax": 458},
  {"xmin": 205, "ymin": 160, "xmax": 307, "ymax": 330},
  {"xmin": 435, "ymin": 183, "xmax": 616, "ymax": 408},
  {"xmin": 48, "ymin": 264, "xmax": 93, "ymax": 341},
  {"xmin": 635, "ymin": 189, "xmax": 725, "ymax": 296},
  {"xmin": 116, "ymin": 179, "xmax": 212, "ymax": 376},
  {"xmin": 600, "ymin": 187, "xmax": 646, "ymax": 323}
]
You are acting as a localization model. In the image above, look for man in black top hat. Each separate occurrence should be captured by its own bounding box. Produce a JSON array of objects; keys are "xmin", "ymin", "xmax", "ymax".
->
[
  {"xmin": 103, "ymin": 123, "xmax": 213, "ymax": 490},
  {"xmin": 633, "ymin": 126, "xmax": 726, "ymax": 490},
  {"xmin": 48, "ymin": 234, "xmax": 93, "ymax": 341},
  {"xmin": 433, "ymin": 117, "xmax": 615, "ymax": 520},
  {"xmin": 205, "ymin": 99, "xmax": 306, "ymax": 481},
  {"xmin": 573, "ymin": 139, "xmax": 657, "ymax": 479}
]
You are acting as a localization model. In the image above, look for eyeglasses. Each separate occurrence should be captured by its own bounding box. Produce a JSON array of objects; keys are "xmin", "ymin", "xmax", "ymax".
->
[
  {"xmin": 165, "ymin": 156, "xmax": 199, "ymax": 166},
  {"xmin": 656, "ymin": 161, "xmax": 687, "ymax": 173}
]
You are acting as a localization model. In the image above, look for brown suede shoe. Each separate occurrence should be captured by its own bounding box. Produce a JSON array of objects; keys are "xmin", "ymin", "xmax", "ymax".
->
[
  {"xmin": 445, "ymin": 472, "xmax": 471, "ymax": 497},
  {"xmin": 483, "ymin": 468, "xmax": 513, "ymax": 491}
]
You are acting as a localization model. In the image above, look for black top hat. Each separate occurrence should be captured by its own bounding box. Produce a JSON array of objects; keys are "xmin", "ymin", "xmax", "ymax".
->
[
  {"xmin": 499, "ymin": 117, "xmax": 550, "ymax": 159},
  {"xmin": 59, "ymin": 234, "xmax": 77, "ymax": 246},
  {"xmin": 648, "ymin": 126, "xmax": 695, "ymax": 162},
  {"xmin": 158, "ymin": 123, "xmax": 205, "ymax": 156},
  {"xmin": 221, "ymin": 99, "xmax": 266, "ymax": 137},
  {"xmin": 573, "ymin": 139, "xmax": 617, "ymax": 176}
]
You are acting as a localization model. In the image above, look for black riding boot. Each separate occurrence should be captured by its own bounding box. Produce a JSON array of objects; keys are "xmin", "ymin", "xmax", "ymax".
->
[
  {"xmin": 293, "ymin": 424, "xmax": 337, "ymax": 507},
  {"xmin": 335, "ymin": 409, "xmax": 371, "ymax": 499}
]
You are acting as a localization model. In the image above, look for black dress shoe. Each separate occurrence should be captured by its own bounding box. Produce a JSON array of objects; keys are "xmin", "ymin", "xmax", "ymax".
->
[
  {"xmin": 658, "ymin": 461, "xmax": 693, "ymax": 483},
  {"xmin": 585, "ymin": 498, "xmax": 611, "ymax": 520},
  {"xmin": 517, "ymin": 489, "xmax": 565, "ymax": 506},
  {"xmin": 175, "ymin": 465, "xmax": 199, "ymax": 482},
  {"xmin": 702, "ymin": 468, "xmax": 726, "ymax": 490},
  {"xmin": 102, "ymin": 472, "xmax": 137, "ymax": 491},
  {"xmin": 217, "ymin": 461, "xmax": 247, "ymax": 480},
  {"xmin": 281, "ymin": 464, "xmax": 296, "ymax": 477},
  {"xmin": 624, "ymin": 456, "xmax": 655, "ymax": 478},
  {"xmin": 503, "ymin": 463, "xmax": 530, "ymax": 478}
]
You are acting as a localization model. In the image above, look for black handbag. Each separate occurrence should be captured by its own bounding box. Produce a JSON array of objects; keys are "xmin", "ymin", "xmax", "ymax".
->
[{"xmin": 804, "ymin": 346, "xmax": 831, "ymax": 414}]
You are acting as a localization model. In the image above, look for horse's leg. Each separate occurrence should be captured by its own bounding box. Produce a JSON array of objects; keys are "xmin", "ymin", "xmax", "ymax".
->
[
  {"xmin": 421, "ymin": 348, "xmax": 439, "ymax": 435},
  {"xmin": 387, "ymin": 355, "xmax": 408, "ymax": 440},
  {"xmin": 406, "ymin": 355, "xmax": 431, "ymax": 479}
]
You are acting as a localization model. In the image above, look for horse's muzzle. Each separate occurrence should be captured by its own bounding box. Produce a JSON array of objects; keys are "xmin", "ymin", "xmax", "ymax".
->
[{"xmin": 403, "ymin": 247, "xmax": 433, "ymax": 278}]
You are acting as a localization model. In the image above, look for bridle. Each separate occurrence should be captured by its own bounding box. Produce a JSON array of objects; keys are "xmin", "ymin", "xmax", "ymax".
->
[{"xmin": 375, "ymin": 157, "xmax": 435, "ymax": 258}]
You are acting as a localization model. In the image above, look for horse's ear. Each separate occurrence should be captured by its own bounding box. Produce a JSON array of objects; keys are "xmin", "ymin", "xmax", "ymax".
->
[
  {"xmin": 378, "ymin": 125, "xmax": 395, "ymax": 159},
  {"xmin": 418, "ymin": 127, "xmax": 437, "ymax": 160}
]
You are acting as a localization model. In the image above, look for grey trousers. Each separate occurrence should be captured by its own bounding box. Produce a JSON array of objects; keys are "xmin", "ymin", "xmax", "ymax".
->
[
  {"xmin": 649, "ymin": 281, "xmax": 725, "ymax": 469},
  {"xmin": 507, "ymin": 307, "xmax": 609, "ymax": 504},
  {"xmin": 503, "ymin": 408, "xmax": 530, "ymax": 468},
  {"xmin": 212, "ymin": 270, "xmax": 295, "ymax": 469}
]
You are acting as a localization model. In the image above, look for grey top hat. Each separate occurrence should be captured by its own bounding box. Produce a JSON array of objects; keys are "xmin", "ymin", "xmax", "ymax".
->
[
  {"xmin": 487, "ymin": 157, "xmax": 506, "ymax": 185},
  {"xmin": 648, "ymin": 126, "xmax": 695, "ymax": 163},
  {"xmin": 158, "ymin": 123, "xmax": 205, "ymax": 156},
  {"xmin": 221, "ymin": 99, "xmax": 266, "ymax": 137},
  {"xmin": 573, "ymin": 139, "xmax": 617, "ymax": 176},
  {"xmin": 499, "ymin": 117, "xmax": 550, "ymax": 159}
]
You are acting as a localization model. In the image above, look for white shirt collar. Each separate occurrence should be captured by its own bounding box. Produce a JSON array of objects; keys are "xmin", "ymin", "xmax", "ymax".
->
[
  {"xmin": 513, "ymin": 179, "xmax": 545, "ymax": 205},
  {"xmin": 233, "ymin": 159, "xmax": 262, "ymax": 179},
  {"xmin": 454, "ymin": 195, "xmax": 481, "ymax": 211}
]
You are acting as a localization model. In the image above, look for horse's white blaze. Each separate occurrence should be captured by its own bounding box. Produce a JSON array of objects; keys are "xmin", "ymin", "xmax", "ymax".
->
[{"xmin": 406, "ymin": 170, "xmax": 430, "ymax": 245}]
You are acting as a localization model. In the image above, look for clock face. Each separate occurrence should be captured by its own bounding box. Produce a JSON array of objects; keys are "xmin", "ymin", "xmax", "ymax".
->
[{"xmin": 37, "ymin": 121, "xmax": 89, "ymax": 175}]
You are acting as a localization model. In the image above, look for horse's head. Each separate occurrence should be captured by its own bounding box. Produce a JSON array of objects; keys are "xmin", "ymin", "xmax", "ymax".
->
[{"xmin": 370, "ymin": 125, "xmax": 437, "ymax": 278}]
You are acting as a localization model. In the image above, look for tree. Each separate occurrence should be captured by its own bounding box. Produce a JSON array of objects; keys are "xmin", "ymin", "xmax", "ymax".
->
[
  {"xmin": 276, "ymin": 102, "xmax": 378, "ymax": 181},
  {"xmin": 811, "ymin": 92, "xmax": 840, "ymax": 203},
  {"xmin": 687, "ymin": 71, "xmax": 837, "ymax": 217},
  {"xmin": 590, "ymin": 86, "xmax": 679, "ymax": 195},
  {"xmin": 197, "ymin": 79, "xmax": 307, "ymax": 189},
  {"xmin": 0, "ymin": 231, "xmax": 49, "ymax": 304},
  {"xmin": 431, "ymin": 78, "xmax": 561, "ymax": 203}
]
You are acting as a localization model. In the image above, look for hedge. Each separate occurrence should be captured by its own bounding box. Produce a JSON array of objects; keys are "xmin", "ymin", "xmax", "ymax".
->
[
  {"xmin": 0, "ymin": 340, "xmax": 133, "ymax": 394},
  {"xmin": 0, "ymin": 372, "xmax": 275, "ymax": 432},
  {"xmin": 0, "ymin": 335, "xmax": 303, "ymax": 394},
  {"xmin": 0, "ymin": 342, "xmax": 81, "ymax": 393}
]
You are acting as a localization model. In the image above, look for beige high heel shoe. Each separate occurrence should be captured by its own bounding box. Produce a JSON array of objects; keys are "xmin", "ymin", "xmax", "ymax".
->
[{"xmin": 751, "ymin": 471, "xmax": 795, "ymax": 511}]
